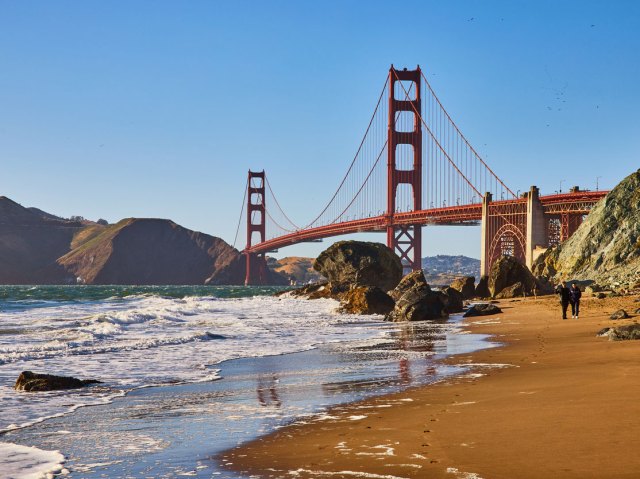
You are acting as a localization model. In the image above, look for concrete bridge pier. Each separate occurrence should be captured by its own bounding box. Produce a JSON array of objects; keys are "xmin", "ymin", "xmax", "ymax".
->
[
  {"xmin": 526, "ymin": 186, "xmax": 547, "ymax": 269},
  {"xmin": 480, "ymin": 186, "xmax": 549, "ymax": 277}
]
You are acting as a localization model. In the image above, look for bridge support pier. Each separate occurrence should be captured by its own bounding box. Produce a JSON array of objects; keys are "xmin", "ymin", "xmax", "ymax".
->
[
  {"xmin": 387, "ymin": 66, "xmax": 423, "ymax": 273},
  {"xmin": 526, "ymin": 186, "xmax": 547, "ymax": 269},
  {"xmin": 245, "ymin": 170, "xmax": 268, "ymax": 286},
  {"xmin": 480, "ymin": 192, "xmax": 492, "ymax": 277},
  {"xmin": 245, "ymin": 252, "xmax": 268, "ymax": 286},
  {"xmin": 481, "ymin": 185, "xmax": 559, "ymax": 277}
]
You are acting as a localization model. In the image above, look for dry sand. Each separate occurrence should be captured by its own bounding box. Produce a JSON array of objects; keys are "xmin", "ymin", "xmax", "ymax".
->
[{"xmin": 222, "ymin": 294, "xmax": 640, "ymax": 479}]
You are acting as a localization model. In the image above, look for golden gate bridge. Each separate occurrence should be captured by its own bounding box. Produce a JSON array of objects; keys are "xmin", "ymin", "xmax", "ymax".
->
[{"xmin": 236, "ymin": 66, "xmax": 606, "ymax": 285}]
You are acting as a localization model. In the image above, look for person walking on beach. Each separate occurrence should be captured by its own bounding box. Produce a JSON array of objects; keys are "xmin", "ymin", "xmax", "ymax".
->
[
  {"xmin": 569, "ymin": 282, "xmax": 582, "ymax": 319},
  {"xmin": 556, "ymin": 282, "xmax": 571, "ymax": 319}
]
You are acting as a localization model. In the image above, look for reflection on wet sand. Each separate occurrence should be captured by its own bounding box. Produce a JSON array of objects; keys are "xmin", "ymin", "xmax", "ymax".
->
[{"xmin": 257, "ymin": 374, "xmax": 281, "ymax": 408}]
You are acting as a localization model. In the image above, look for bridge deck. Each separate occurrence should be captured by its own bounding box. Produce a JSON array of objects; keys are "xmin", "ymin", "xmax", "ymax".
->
[{"xmin": 245, "ymin": 191, "xmax": 607, "ymax": 255}]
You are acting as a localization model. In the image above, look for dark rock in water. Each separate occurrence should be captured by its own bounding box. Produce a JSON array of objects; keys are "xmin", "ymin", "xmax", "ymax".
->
[
  {"xmin": 463, "ymin": 303, "xmax": 502, "ymax": 317},
  {"xmin": 313, "ymin": 241, "xmax": 403, "ymax": 292},
  {"xmin": 489, "ymin": 255, "xmax": 537, "ymax": 298},
  {"xmin": 610, "ymin": 309, "xmax": 630, "ymax": 320},
  {"xmin": 205, "ymin": 332, "xmax": 226, "ymax": 340},
  {"xmin": 450, "ymin": 276, "xmax": 475, "ymax": 299},
  {"xmin": 475, "ymin": 275, "xmax": 490, "ymax": 298},
  {"xmin": 339, "ymin": 286, "xmax": 395, "ymax": 315},
  {"xmin": 280, "ymin": 281, "xmax": 348, "ymax": 301},
  {"xmin": 495, "ymin": 281, "xmax": 524, "ymax": 299},
  {"xmin": 604, "ymin": 324, "xmax": 640, "ymax": 341},
  {"xmin": 14, "ymin": 371, "xmax": 101, "ymax": 392},
  {"xmin": 386, "ymin": 270, "xmax": 448, "ymax": 322},
  {"xmin": 442, "ymin": 286, "xmax": 464, "ymax": 313}
]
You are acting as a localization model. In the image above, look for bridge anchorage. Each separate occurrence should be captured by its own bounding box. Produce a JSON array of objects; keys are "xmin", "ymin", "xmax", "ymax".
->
[{"xmin": 239, "ymin": 66, "xmax": 607, "ymax": 285}]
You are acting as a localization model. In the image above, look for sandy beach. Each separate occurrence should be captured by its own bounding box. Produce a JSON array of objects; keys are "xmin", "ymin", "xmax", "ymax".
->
[{"xmin": 222, "ymin": 294, "xmax": 640, "ymax": 479}]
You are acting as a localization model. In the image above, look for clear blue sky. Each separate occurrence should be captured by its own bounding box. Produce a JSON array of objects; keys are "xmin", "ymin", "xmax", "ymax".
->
[{"xmin": 1, "ymin": 1, "xmax": 638, "ymax": 259}]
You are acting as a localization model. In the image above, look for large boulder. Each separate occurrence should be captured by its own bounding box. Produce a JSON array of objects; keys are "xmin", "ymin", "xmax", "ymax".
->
[
  {"xmin": 489, "ymin": 255, "xmax": 537, "ymax": 298},
  {"xmin": 495, "ymin": 281, "xmax": 524, "ymax": 299},
  {"xmin": 386, "ymin": 270, "xmax": 448, "ymax": 322},
  {"xmin": 15, "ymin": 371, "xmax": 101, "ymax": 392},
  {"xmin": 313, "ymin": 241, "xmax": 403, "ymax": 292},
  {"xmin": 338, "ymin": 286, "xmax": 395, "ymax": 315},
  {"xmin": 601, "ymin": 324, "xmax": 640, "ymax": 341},
  {"xmin": 443, "ymin": 286, "xmax": 464, "ymax": 313},
  {"xmin": 532, "ymin": 169, "xmax": 640, "ymax": 288},
  {"xmin": 610, "ymin": 309, "xmax": 630, "ymax": 320},
  {"xmin": 475, "ymin": 275, "xmax": 490, "ymax": 298},
  {"xmin": 450, "ymin": 276, "xmax": 476, "ymax": 299},
  {"xmin": 463, "ymin": 303, "xmax": 503, "ymax": 317}
]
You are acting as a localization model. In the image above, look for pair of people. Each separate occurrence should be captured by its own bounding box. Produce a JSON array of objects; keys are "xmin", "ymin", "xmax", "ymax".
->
[{"xmin": 556, "ymin": 282, "xmax": 582, "ymax": 319}]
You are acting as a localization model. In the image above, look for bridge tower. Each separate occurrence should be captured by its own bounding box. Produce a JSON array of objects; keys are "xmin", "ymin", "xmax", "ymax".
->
[
  {"xmin": 387, "ymin": 66, "xmax": 422, "ymax": 273},
  {"xmin": 245, "ymin": 170, "xmax": 268, "ymax": 285}
]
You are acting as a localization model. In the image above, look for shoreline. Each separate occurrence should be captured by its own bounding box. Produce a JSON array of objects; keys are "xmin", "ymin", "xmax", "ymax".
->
[
  {"xmin": 222, "ymin": 294, "xmax": 640, "ymax": 479},
  {"xmin": 1, "ymin": 305, "xmax": 493, "ymax": 478}
]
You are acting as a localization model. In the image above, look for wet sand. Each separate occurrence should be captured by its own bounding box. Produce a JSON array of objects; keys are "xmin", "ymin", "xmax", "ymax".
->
[{"xmin": 223, "ymin": 294, "xmax": 640, "ymax": 479}]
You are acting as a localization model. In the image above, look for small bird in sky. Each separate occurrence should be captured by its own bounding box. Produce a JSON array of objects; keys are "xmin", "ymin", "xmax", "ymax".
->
[{"xmin": 468, "ymin": 17, "xmax": 474, "ymax": 21}]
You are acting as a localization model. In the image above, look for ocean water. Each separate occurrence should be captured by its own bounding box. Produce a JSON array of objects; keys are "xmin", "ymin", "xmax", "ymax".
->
[{"xmin": 0, "ymin": 285, "xmax": 497, "ymax": 478}]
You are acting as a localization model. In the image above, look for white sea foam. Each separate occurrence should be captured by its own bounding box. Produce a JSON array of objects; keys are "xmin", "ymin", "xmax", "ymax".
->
[
  {"xmin": 0, "ymin": 295, "xmax": 392, "ymax": 434},
  {"xmin": 0, "ymin": 442, "xmax": 66, "ymax": 479}
]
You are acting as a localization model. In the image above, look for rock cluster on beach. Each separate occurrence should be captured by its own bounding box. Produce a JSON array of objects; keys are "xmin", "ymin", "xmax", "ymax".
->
[
  {"xmin": 14, "ymin": 371, "xmax": 101, "ymax": 392},
  {"xmin": 286, "ymin": 241, "xmax": 484, "ymax": 321},
  {"xmin": 533, "ymin": 169, "xmax": 640, "ymax": 292}
]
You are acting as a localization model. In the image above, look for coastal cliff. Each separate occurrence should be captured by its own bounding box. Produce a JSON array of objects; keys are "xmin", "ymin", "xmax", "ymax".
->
[
  {"xmin": 533, "ymin": 169, "xmax": 640, "ymax": 289},
  {"xmin": 0, "ymin": 196, "xmax": 285, "ymax": 285}
]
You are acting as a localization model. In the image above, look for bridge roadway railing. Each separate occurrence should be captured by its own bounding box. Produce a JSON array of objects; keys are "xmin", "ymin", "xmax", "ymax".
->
[{"xmin": 245, "ymin": 203, "xmax": 484, "ymax": 255}]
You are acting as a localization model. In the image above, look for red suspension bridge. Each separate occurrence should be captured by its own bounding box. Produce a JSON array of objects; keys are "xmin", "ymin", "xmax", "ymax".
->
[{"xmin": 236, "ymin": 66, "xmax": 607, "ymax": 285}]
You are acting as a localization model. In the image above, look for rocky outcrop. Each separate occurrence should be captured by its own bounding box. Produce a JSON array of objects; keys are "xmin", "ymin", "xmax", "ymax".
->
[
  {"xmin": 338, "ymin": 287, "xmax": 395, "ymax": 315},
  {"xmin": 489, "ymin": 255, "xmax": 538, "ymax": 298},
  {"xmin": 314, "ymin": 241, "xmax": 403, "ymax": 292},
  {"xmin": 450, "ymin": 276, "xmax": 476, "ymax": 299},
  {"xmin": 386, "ymin": 270, "xmax": 448, "ymax": 322},
  {"xmin": 533, "ymin": 169, "xmax": 640, "ymax": 289},
  {"xmin": 14, "ymin": 371, "xmax": 101, "ymax": 392},
  {"xmin": 475, "ymin": 276, "xmax": 490, "ymax": 298},
  {"xmin": 463, "ymin": 303, "xmax": 503, "ymax": 317},
  {"xmin": 610, "ymin": 309, "xmax": 630, "ymax": 320}
]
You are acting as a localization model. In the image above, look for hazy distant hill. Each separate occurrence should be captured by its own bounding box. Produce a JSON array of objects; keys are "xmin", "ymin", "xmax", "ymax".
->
[
  {"xmin": 0, "ymin": 196, "xmax": 286, "ymax": 285},
  {"xmin": 422, "ymin": 255, "xmax": 480, "ymax": 286},
  {"xmin": 267, "ymin": 256, "xmax": 324, "ymax": 284}
]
